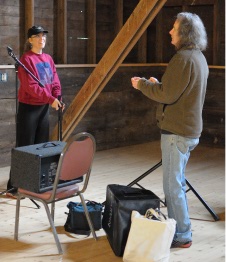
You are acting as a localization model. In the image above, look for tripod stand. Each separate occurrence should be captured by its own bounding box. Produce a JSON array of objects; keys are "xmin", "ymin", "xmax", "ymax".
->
[{"xmin": 127, "ymin": 160, "xmax": 219, "ymax": 221}]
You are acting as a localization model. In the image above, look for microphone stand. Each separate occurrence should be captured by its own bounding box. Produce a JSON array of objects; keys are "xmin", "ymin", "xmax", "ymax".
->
[
  {"xmin": 2, "ymin": 46, "xmax": 41, "ymax": 208},
  {"xmin": 57, "ymin": 95, "xmax": 63, "ymax": 141},
  {"xmin": 7, "ymin": 46, "xmax": 44, "ymax": 88}
]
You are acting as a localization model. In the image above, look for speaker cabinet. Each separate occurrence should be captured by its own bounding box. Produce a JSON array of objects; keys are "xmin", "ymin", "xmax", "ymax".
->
[{"xmin": 11, "ymin": 141, "xmax": 67, "ymax": 193}]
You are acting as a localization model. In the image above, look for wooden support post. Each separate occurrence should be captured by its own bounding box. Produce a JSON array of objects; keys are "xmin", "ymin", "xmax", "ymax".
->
[
  {"xmin": 25, "ymin": 0, "xmax": 34, "ymax": 38},
  {"xmin": 114, "ymin": 0, "xmax": 123, "ymax": 36},
  {"xmin": 56, "ymin": 0, "xmax": 67, "ymax": 64},
  {"xmin": 86, "ymin": 0, "xmax": 96, "ymax": 64}
]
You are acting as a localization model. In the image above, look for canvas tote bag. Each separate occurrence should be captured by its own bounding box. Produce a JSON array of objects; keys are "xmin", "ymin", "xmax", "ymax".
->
[{"xmin": 123, "ymin": 210, "xmax": 176, "ymax": 262}]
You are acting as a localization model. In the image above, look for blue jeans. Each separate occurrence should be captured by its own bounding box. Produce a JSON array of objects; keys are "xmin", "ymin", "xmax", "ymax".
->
[{"xmin": 161, "ymin": 134, "xmax": 199, "ymax": 242}]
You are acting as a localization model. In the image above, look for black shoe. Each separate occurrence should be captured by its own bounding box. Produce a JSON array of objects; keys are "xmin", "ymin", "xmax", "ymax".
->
[{"xmin": 171, "ymin": 240, "xmax": 192, "ymax": 248}]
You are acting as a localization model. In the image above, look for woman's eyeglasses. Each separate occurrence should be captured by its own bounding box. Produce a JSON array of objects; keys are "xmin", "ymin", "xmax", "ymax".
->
[{"xmin": 31, "ymin": 34, "xmax": 47, "ymax": 39}]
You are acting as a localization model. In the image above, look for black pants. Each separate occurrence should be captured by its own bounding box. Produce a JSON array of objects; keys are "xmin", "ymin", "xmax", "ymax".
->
[
  {"xmin": 7, "ymin": 102, "xmax": 50, "ymax": 190},
  {"xmin": 16, "ymin": 102, "xmax": 50, "ymax": 147}
]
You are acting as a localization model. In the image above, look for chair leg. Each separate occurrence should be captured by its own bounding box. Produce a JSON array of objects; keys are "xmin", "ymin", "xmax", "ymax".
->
[
  {"xmin": 79, "ymin": 193, "xmax": 97, "ymax": 240},
  {"xmin": 42, "ymin": 201, "xmax": 63, "ymax": 254},
  {"xmin": 14, "ymin": 195, "xmax": 21, "ymax": 241},
  {"xmin": 51, "ymin": 202, "xmax": 55, "ymax": 221}
]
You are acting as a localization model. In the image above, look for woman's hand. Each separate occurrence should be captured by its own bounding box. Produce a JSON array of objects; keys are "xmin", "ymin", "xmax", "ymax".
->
[{"xmin": 51, "ymin": 98, "xmax": 65, "ymax": 111}]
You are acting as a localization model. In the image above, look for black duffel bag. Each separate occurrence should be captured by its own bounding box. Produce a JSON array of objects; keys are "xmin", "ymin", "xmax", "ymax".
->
[
  {"xmin": 102, "ymin": 184, "xmax": 160, "ymax": 257},
  {"xmin": 64, "ymin": 200, "xmax": 103, "ymax": 235}
]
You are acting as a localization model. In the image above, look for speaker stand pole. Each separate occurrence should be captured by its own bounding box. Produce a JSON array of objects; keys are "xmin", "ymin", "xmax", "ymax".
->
[{"xmin": 127, "ymin": 160, "xmax": 219, "ymax": 221}]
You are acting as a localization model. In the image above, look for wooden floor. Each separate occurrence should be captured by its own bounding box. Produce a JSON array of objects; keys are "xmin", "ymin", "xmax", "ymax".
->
[{"xmin": 0, "ymin": 141, "xmax": 225, "ymax": 262}]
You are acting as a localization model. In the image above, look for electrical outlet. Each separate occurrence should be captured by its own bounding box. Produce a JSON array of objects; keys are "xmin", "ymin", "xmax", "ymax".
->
[{"xmin": 0, "ymin": 73, "xmax": 8, "ymax": 82}]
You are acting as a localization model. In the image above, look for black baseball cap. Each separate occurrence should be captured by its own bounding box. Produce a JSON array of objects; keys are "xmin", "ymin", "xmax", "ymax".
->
[{"xmin": 27, "ymin": 26, "xmax": 48, "ymax": 38}]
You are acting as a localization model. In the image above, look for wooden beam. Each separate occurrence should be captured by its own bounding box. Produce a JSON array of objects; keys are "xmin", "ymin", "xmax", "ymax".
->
[
  {"xmin": 213, "ymin": 0, "xmax": 221, "ymax": 65},
  {"xmin": 114, "ymin": 0, "xmax": 123, "ymax": 36},
  {"xmin": 56, "ymin": 0, "xmax": 67, "ymax": 64},
  {"xmin": 86, "ymin": 0, "xmax": 96, "ymax": 64},
  {"xmin": 25, "ymin": 0, "xmax": 34, "ymax": 38},
  {"xmin": 164, "ymin": 0, "xmax": 215, "ymax": 6},
  {"xmin": 137, "ymin": 0, "xmax": 147, "ymax": 63},
  {"xmin": 137, "ymin": 32, "xmax": 147, "ymax": 63},
  {"xmin": 155, "ymin": 10, "xmax": 163, "ymax": 62},
  {"xmin": 51, "ymin": 0, "xmax": 167, "ymax": 141}
]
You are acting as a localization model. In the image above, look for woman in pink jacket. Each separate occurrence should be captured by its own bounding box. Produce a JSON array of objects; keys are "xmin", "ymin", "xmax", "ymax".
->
[{"xmin": 7, "ymin": 26, "xmax": 64, "ymax": 196}]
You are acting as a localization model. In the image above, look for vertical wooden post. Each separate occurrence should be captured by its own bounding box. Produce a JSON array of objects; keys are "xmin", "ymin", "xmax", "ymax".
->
[
  {"xmin": 137, "ymin": 0, "xmax": 147, "ymax": 63},
  {"xmin": 213, "ymin": 0, "xmax": 221, "ymax": 65},
  {"xmin": 137, "ymin": 32, "xmax": 147, "ymax": 63},
  {"xmin": 155, "ymin": 11, "xmax": 163, "ymax": 63},
  {"xmin": 87, "ymin": 0, "xmax": 96, "ymax": 64},
  {"xmin": 114, "ymin": 0, "xmax": 123, "ymax": 37},
  {"xmin": 56, "ymin": 0, "xmax": 67, "ymax": 64},
  {"xmin": 25, "ymin": 0, "xmax": 34, "ymax": 38}
]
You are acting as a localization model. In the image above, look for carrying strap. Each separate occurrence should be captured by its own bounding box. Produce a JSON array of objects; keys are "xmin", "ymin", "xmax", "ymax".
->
[
  {"xmin": 70, "ymin": 229, "xmax": 91, "ymax": 236},
  {"xmin": 67, "ymin": 200, "xmax": 103, "ymax": 211}
]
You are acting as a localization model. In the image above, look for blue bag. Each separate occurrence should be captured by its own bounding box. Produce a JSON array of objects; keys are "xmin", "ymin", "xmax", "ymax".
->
[{"xmin": 64, "ymin": 200, "xmax": 103, "ymax": 235}]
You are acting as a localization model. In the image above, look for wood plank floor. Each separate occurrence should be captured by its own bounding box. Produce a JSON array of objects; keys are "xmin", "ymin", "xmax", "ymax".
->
[{"xmin": 0, "ymin": 141, "xmax": 225, "ymax": 262}]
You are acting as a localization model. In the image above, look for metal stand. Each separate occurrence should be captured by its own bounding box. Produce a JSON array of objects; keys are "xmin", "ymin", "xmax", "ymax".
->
[
  {"xmin": 1, "ymin": 47, "xmax": 43, "ymax": 208},
  {"xmin": 57, "ymin": 95, "xmax": 63, "ymax": 141},
  {"xmin": 127, "ymin": 160, "xmax": 219, "ymax": 221}
]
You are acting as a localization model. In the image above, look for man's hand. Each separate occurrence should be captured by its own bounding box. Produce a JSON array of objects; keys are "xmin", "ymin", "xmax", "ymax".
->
[
  {"xmin": 149, "ymin": 77, "xmax": 159, "ymax": 83},
  {"xmin": 131, "ymin": 76, "xmax": 141, "ymax": 89}
]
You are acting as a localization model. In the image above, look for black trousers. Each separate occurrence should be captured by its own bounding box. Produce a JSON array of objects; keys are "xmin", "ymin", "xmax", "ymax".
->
[
  {"xmin": 7, "ymin": 102, "xmax": 50, "ymax": 190},
  {"xmin": 16, "ymin": 102, "xmax": 50, "ymax": 147}
]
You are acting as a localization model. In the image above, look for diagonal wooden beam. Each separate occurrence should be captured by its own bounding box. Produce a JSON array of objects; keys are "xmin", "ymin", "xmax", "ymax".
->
[{"xmin": 51, "ymin": 0, "xmax": 167, "ymax": 141}]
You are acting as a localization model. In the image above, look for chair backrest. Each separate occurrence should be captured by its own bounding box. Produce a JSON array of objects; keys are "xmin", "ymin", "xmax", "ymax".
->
[
  {"xmin": 60, "ymin": 133, "xmax": 95, "ymax": 180},
  {"xmin": 52, "ymin": 132, "xmax": 96, "ymax": 195}
]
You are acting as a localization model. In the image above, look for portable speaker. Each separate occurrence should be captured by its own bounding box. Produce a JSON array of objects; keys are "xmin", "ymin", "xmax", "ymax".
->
[
  {"xmin": 102, "ymin": 184, "xmax": 160, "ymax": 256},
  {"xmin": 11, "ymin": 141, "xmax": 79, "ymax": 193}
]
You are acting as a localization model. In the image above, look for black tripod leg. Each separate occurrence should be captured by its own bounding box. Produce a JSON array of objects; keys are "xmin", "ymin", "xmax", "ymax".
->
[
  {"xmin": 127, "ymin": 160, "xmax": 219, "ymax": 221},
  {"xmin": 1, "ymin": 189, "xmax": 41, "ymax": 209},
  {"xmin": 127, "ymin": 160, "xmax": 162, "ymax": 187},
  {"xmin": 186, "ymin": 179, "xmax": 219, "ymax": 221},
  {"xmin": 29, "ymin": 199, "xmax": 41, "ymax": 209}
]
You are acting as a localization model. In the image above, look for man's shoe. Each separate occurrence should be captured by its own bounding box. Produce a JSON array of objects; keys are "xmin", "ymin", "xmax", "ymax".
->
[{"xmin": 171, "ymin": 240, "xmax": 192, "ymax": 248}]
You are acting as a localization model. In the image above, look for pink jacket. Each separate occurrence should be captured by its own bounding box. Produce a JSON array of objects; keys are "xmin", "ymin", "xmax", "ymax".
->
[{"xmin": 18, "ymin": 50, "xmax": 61, "ymax": 105}]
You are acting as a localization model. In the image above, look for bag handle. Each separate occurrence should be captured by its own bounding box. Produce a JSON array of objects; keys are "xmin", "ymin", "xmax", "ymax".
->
[
  {"xmin": 145, "ymin": 208, "xmax": 167, "ymax": 221},
  {"xmin": 36, "ymin": 142, "xmax": 59, "ymax": 150},
  {"xmin": 122, "ymin": 189, "xmax": 153, "ymax": 197},
  {"xmin": 68, "ymin": 200, "xmax": 103, "ymax": 207}
]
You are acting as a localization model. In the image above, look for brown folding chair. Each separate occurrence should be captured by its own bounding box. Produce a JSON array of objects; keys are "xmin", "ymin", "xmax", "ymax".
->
[{"xmin": 14, "ymin": 132, "xmax": 97, "ymax": 254}]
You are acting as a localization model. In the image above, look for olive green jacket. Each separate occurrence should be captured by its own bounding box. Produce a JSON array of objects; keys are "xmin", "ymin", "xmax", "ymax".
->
[{"xmin": 137, "ymin": 48, "xmax": 209, "ymax": 138}]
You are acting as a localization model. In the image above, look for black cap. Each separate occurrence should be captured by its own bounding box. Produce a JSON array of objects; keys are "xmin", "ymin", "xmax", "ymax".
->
[{"xmin": 27, "ymin": 26, "xmax": 48, "ymax": 38}]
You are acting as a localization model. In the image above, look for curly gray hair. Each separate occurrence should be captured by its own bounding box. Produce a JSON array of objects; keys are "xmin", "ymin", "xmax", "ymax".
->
[{"xmin": 176, "ymin": 12, "xmax": 207, "ymax": 51}]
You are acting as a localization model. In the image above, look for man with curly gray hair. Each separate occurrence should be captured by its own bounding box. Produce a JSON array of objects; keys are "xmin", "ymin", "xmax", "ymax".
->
[{"xmin": 131, "ymin": 12, "xmax": 208, "ymax": 248}]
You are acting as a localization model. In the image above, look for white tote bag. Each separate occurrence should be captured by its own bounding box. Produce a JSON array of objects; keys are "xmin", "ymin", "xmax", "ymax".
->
[{"xmin": 123, "ymin": 210, "xmax": 176, "ymax": 262}]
